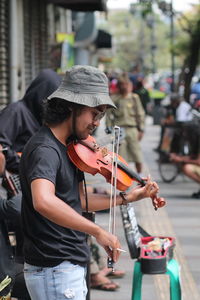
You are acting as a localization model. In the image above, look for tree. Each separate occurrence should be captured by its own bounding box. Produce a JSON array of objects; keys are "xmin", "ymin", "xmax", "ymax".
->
[
  {"xmin": 99, "ymin": 9, "xmax": 171, "ymax": 72},
  {"xmin": 176, "ymin": 4, "xmax": 200, "ymax": 101}
]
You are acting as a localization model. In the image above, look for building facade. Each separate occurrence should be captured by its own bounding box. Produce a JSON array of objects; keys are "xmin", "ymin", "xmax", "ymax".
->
[{"xmin": 0, "ymin": 0, "xmax": 109, "ymax": 105}]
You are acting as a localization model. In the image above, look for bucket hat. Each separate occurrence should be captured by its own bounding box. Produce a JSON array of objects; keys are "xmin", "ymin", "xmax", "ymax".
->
[{"xmin": 48, "ymin": 65, "xmax": 116, "ymax": 108}]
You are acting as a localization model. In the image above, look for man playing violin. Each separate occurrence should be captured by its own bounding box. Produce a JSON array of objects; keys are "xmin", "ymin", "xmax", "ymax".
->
[{"xmin": 19, "ymin": 65, "xmax": 159, "ymax": 300}]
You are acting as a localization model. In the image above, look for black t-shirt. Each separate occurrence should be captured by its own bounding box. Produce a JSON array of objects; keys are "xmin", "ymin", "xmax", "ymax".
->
[{"xmin": 20, "ymin": 126, "xmax": 89, "ymax": 267}]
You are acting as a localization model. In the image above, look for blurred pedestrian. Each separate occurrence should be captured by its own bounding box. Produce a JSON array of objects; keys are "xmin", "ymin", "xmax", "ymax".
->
[
  {"xmin": 170, "ymin": 152, "xmax": 200, "ymax": 198},
  {"xmin": 191, "ymin": 78, "xmax": 200, "ymax": 111},
  {"xmin": 191, "ymin": 78, "xmax": 200, "ymax": 101},
  {"xmin": 0, "ymin": 144, "xmax": 30, "ymax": 300},
  {"xmin": 128, "ymin": 64, "xmax": 144, "ymax": 91},
  {"xmin": 173, "ymin": 93, "xmax": 193, "ymax": 122},
  {"xmin": 156, "ymin": 93, "xmax": 193, "ymax": 154},
  {"xmin": 134, "ymin": 80, "xmax": 151, "ymax": 115},
  {"xmin": 170, "ymin": 133, "xmax": 200, "ymax": 198},
  {"xmin": 106, "ymin": 73, "xmax": 145, "ymax": 174}
]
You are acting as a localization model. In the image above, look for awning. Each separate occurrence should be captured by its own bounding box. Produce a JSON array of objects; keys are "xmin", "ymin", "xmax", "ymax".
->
[
  {"xmin": 74, "ymin": 12, "xmax": 97, "ymax": 47},
  {"xmin": 95, "ymin": 30, "xmax": 112, "ymax": 48},
  {"xmin": 46, "ymin": 0, "xmax": 107, "ymax": 11}
]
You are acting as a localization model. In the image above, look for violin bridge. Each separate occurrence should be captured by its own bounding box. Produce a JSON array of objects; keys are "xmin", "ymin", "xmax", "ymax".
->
[{"xmin": 101, "ymin": 147, "xmax": 109, "ymax": 157}]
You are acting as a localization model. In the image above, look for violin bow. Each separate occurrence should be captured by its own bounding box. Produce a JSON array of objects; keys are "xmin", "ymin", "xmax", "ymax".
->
[{"xmin": 107, "ymin": 125, "xmax": 121, "ymax": 271}]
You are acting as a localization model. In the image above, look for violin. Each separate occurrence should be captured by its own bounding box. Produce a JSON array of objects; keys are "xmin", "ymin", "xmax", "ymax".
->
[{"xmin": 67, "ymin": 135, "xmax": 166, "ymax": 210}]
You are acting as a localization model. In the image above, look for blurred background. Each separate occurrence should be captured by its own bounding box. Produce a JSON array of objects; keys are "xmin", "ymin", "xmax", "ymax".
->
[
  {"xmin": 0, "ymin": 0, "xmax": 199, "ymax": 110},
  {"xmin": 0, "ymin": 2, "xmax": 199, "ymax": 299}
]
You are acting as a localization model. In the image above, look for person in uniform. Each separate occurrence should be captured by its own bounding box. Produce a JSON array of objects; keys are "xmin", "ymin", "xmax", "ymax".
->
[{"xmin": 106, "ymin": 73, "xmax": 145, "ymax": 174}]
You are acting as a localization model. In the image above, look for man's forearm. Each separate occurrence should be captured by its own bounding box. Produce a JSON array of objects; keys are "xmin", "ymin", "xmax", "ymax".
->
[
  {"xmin": 84, "ymin": 193, "xmax": 124, "ymax": 211},
  {"xmin": 33, "ymin": 190, "xmax": 106, "ymax": 238}
]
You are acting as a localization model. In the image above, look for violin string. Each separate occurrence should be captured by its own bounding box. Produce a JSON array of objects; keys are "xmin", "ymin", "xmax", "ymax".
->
[
  {"xmin": 108, "ymin": 126, "xmax": 120, "ymax": 236},
  {"xmin": 112, "ymin": 126, "xmax": 120, "ymax": 235},
  {"xmin": 108, "ymin": 133, "xmax": 115, "ymax": 234}
]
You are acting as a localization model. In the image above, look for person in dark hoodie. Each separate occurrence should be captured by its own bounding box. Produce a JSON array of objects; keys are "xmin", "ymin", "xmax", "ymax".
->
[
  {"xmin": 0, "ymin": 69, "xmax": 61, "ymax": 173},
  {"xmin": 0, "ymin": 144, "xmax": 29, "ymax": 300},
  {"xmin": 0, "ymin": 69, "xmax": 61, "ymax": 300}
]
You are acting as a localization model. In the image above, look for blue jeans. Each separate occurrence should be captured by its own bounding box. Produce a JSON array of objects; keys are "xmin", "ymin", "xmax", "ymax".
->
[{"xmin": 24, "ymin": 261, "xmax": 87, "ymax": 300}]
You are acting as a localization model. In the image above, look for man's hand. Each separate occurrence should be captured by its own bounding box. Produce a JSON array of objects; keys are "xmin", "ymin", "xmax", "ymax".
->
[
  {"xmin": 94, "ymin": 227, "xmax": 122, "ymax": 263},
  {"xmin": 138, "ymin": 131, "xmax": 144, "ymax": 141},
  {"xmin": 126, "ymin": 176, "xmax": 159, "ymax": 203},
  {"xmin": 170, "ymin": 153, "xmax": 200, "ymax": 166},
  {"xmin": 170, "ymin": 153, "xmax": 184, "ymax": 163}
]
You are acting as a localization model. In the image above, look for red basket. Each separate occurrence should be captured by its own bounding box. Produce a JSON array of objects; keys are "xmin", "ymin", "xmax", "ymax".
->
[{"xmin": 139, "ymin": 236, "xmax": 175, "ymax": 274}]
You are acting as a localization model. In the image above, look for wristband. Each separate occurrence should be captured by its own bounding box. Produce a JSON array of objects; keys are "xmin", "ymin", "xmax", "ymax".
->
[{"xmin": 119, "ymin": 192, "xmax": 128, "ymax": 206}]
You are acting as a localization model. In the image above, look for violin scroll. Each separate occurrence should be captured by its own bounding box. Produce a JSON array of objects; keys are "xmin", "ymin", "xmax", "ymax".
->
[{"xmin": 152, "ymin": 196, "xmax": 166, "ymax": 211}]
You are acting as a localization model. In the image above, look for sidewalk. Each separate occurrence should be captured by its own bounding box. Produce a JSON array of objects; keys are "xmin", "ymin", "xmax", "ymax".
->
[{"xmin": 86, "ymin": 116, "xmax": 200, "ymax": 300}]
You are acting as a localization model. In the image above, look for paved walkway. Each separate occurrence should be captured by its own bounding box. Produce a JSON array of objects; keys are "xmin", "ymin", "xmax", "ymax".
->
[{"xmin": 85, "ymin": 116, "xmax": 200, "ymax": 300}]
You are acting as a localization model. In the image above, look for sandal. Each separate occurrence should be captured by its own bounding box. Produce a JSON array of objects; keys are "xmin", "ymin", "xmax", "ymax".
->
[
  {"xmin": 99, "ymin": 267, "xmax": 125, "ymax": 279},
  {"xmin": 107, "ymin": 269, "xmax": 125, "ymax": 279},
  {"xmin": 91, "ymin": 280, "xmax": 120, "ymax": 291},
  {"xmin": 191, "ymin": 190, "xmax": 200, "ymax": 199}
]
